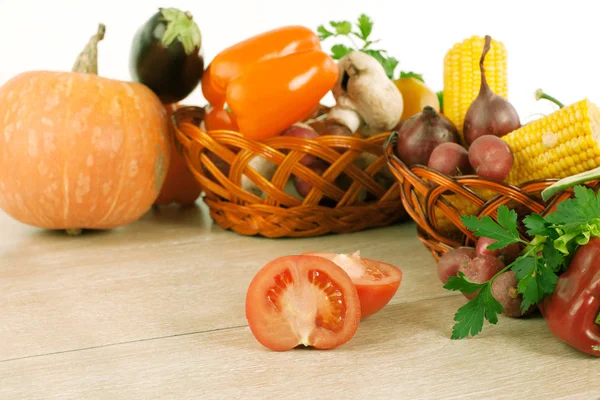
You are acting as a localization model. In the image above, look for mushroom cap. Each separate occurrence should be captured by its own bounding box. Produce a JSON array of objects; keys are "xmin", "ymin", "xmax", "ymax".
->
[{"xmin": 332, "ymin": 50, "xmax": 404, "ymax": 137}]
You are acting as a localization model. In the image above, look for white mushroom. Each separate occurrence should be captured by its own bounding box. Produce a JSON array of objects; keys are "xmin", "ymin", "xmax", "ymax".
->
[
  {"xmin": 326, "ymin": 50, "xmax": 404, "ymax": 137},
  {"xmin": 240, "ymin": 156, "xmax": 277, "ymax": 198}
]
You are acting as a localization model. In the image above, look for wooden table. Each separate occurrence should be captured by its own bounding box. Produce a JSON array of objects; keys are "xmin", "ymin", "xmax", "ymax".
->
[{"xmin": 1, "ymin": 203, "xmax": 598, "ymax": 399}]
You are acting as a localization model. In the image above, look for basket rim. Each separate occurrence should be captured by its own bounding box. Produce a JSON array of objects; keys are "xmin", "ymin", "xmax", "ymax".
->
[{"xmin": 170, "ymin": 105, "xmax": 404, "ymax": 210}]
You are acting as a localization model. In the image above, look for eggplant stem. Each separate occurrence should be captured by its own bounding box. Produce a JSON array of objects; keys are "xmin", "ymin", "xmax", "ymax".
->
[
  {"xmin": 159, "ymin": 7, "xmax": 202, "ymax": 55},
  {"xmin": 72, "ymin": 24, "xmax": 105, "ymax": 75},
  {"xmin": 535, "ymin": 89, "xmax": 565, "ymax": 108}
]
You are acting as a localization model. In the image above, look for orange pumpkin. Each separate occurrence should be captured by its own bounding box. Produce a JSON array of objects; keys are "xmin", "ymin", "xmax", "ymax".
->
[
  {"xmin": 153, "ymin": 104, "xmax": 203, "ymax": 206},
  {"xmin": 0, "ymin": 24, "xmax": 171, "ymax": 235}
]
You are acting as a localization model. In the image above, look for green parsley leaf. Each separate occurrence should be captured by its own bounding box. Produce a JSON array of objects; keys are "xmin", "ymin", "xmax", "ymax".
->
[
  {"xmin": 460, "ymin": 209, "xmax": 521, "ymax": 250},
  {"xmin": 494, "ymin": 206, "xmax": 520, "ymax": 248},
  {"xmin": 443, "ymin": 271, "xmax": 485, "ymax": 295},
  {"xmin": 542, "ymin": 240, "xmax": 564, "ymax": 272},
  {"xmin": 512, "ymin": 257, "xmax": 558, "ymax": 313},
  {"xmin": 400, "ymin": 71, "xmax": 425, "ymax": 83},
  {"xmin": 523, "ymin": 213, "xmax": 552, "ymax": 237},
  {"xmin": 450, "ymin": 286, "xmax": 503, "ymax": 340},
  {"xmin": 545, "ymin": 185, "xmax": 600, "ymax": 227},
  {"xmin": 330, "ymin": 21, "xmax": 352, "ymax": 35},
  {"xmin": 511, "ymin": 257, "xmax": 538, "ymax": 312},
  {"xmin": 317, "ymin": 14, "xmax": 398, "ymax": 80},
  {"xmin": 317, "ymin": 25, "xmax": 333, "ymax": 41},
  {"xmin": 357, "ymin": 13, "xmax": 373, "ymax": 40},
  {"xmin": 381, "ymin": 56, "xmax": 399, "ymax": 80},
  {"xmin": 361, "ymin": 48, "xmax": 385, "ymax": 64},
  {"xmin": 331, "ymin": 44, "xmax": 351, "ymax": 60}
]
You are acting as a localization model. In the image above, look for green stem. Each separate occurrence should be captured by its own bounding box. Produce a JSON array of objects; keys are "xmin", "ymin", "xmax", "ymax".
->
[
  {"xmin": 488, "ymin": 244, "xmax": 539, "ymax": 286},
  {"xmin": 596, "ymin": 311, "xmax": 600, "ymax": 325},
  {"xmin": 541, "ymin": 166, "xmax": 600, "ymax": 202},
  {"xmin": 72, "ymin": 24, "xmax": 105, "ymax": 74},
  {"xmin": 159, "ymin": 7, "xmax": 202, "ymax": 55},
  {"xmin": 535, "ymin": 89, "xmax": 564, "ymax": 108}
]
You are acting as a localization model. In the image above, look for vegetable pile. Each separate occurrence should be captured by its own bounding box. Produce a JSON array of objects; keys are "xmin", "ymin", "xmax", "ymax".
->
[
  {"xmin": 0, "ymin": 5, "xmax": 598, "ymax": 358},
  {"xmin": 438, "ymin": 185, "xmax": 600, "ymax": 356},
  {"xmin": 394, "ymin": 35, "xmax": 519, "ymax": 184}
]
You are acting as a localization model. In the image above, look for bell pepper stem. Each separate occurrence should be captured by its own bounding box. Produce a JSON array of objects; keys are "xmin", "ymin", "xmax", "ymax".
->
[{"xmin": 595, "ymin": 311, "xmax": 600, "ymax": 325}]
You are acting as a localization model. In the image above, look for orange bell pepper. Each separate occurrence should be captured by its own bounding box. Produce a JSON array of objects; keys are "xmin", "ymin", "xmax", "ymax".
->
[
  {"xmin": 201, "ymin": 25, "xmax": 321, "ymax": 108},
  {"xmin": 226, "ymin": 50, "xmax": 338, "ymax": 141}
]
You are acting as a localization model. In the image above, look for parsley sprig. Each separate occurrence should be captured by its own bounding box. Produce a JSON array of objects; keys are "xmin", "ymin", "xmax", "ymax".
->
[
  {"xmin": 444, "ymin": 185, "xmax": 600, "ymax": 339},
  {"xmin": 317, "ymin": 14, "xmax": 399, "ymax": 80}
]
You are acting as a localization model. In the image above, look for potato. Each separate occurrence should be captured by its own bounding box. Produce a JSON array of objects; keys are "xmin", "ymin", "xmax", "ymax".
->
[
  {"xmin": 491, "ymin": 271, "xmax": 534, "ymax": 317},
  {"xmin": 436, "ymin": 247, "xmax": 476, "ymax": 285},
  {"xmin": 427, "ymin": 142, "xmax": 472, "ymax": 176},
  {"xmin": 475, "ymin": 237, "xmax": 520, "ymax": 264},
  {"xmin": 468, "ymin": 135, "xmax": 514, "ymax": 182},
  {"xmin": 459, "ymin": 255, "xmax": 505, "ymax": 299}
]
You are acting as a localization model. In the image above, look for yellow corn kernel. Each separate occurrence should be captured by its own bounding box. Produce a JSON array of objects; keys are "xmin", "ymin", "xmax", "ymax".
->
[
  {"xmin": 502, "ymin": 99, "xmax": 600, "ymax": 186},
  {"xmin": 432, "ymin": 188, "xmax": 496, "ymax": 234},
  {"xmin": 443, "ymin": 35, "xmax": 508, "ymax": 141}
]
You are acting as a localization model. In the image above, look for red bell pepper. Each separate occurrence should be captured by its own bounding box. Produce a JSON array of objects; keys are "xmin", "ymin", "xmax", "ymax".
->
[{"xmin": 541, "ymin": 237, "xmax": 600, "ymax": 357}]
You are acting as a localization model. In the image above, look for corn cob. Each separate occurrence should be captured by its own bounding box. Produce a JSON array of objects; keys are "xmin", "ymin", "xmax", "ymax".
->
[
  {"xmin": 443, "ymin": 36, "xmax": 508, "ymax": 140},
  {"xmin": 432, "ymin": 188, "xmax": 496, "ymax": 234},
  {"xmin": 502, "ymin": 99, "xmax": 600, "ymax": 186}
]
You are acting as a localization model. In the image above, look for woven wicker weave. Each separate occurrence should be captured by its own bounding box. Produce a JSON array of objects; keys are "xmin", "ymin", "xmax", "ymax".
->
[
  {"xmin": 171, "ymin": 106, "xmax": 408, "ymax": 238},
  {"xmin": 383, "ymin": 131, "xmax": 600, "ymax": 260}
]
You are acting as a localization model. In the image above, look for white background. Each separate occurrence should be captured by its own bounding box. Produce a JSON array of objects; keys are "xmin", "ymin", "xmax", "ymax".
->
[{"xmin": 0, "ymin": 0, "xmax": 598, "ymax": 121}]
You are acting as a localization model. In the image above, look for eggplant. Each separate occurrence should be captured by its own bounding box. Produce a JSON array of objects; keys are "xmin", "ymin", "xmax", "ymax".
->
[{"xmin": 130, "ymin": 8, "xmax": 204, "ymax": 104}]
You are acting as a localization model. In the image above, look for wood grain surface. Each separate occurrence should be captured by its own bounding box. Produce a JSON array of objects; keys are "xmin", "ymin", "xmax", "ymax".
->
[{"xmin": 1, "ymin": 203, "xmax": 598, "ymax": 400}]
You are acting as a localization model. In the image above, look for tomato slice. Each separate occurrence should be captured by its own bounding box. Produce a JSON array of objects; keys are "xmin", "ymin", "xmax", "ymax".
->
[
  {"xmin": 304, "ymin": 251, "xmax": 403, "ymax": 318},
  {"xmin": 245, "ymin": 255, "xmax": 361, "ymax": 351}
]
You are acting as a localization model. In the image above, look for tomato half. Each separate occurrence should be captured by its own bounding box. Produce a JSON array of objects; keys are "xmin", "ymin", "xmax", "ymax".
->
[
  {"xmin": 245, "ymin": 255, "xmax": 361, "ymax": 351},
  {"xmin": 304, "ymin": 251, "xmax": 403, "ymax": 318}
]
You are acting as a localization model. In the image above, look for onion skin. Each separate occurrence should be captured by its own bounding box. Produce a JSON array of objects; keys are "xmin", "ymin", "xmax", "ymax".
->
[
  {"xmin": 395, "ymin": 106, "xmax": 460, "ymax": 167},
  {"xmin": 463, "ymin": 35, "xmax": 521, "ymax": 146}
]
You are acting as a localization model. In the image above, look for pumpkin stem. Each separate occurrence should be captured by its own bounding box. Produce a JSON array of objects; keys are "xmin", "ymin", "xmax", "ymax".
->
[
  {"xmin": 72, "ymin": 23, "xmax": 106, "ymax": 75},
  {"xmin": 66, "ymin": 228, "xmax": 83, "ymax": 236}
]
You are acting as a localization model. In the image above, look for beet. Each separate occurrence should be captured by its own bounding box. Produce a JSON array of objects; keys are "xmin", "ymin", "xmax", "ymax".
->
[{"xmin": 462, "ymin": 35, "xmax": 521, "ymax": 146}]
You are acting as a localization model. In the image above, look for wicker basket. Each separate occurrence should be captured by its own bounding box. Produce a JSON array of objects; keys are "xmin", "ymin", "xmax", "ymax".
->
[
  {"xmin": 383, "ymin": 131, "xmax": 600, "ymax": 260},
  {"xmin": 170, "ymin": 106, "xmax": 408, "ymax": 238}
]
